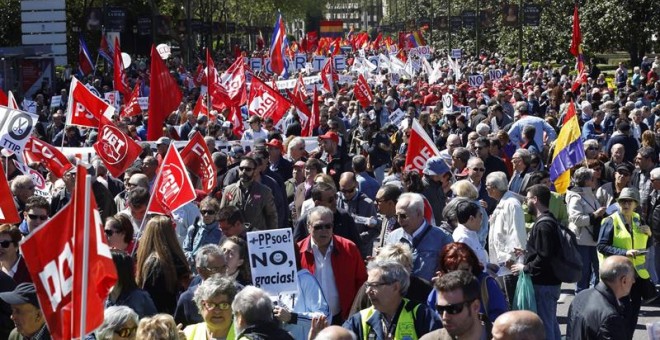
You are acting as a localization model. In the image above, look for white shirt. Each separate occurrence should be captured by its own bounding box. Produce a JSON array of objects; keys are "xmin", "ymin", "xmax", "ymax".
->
[
  {"xmin": 453, "ymin": 224, "xmax": 489, "ymax": 269},
  {"xmin": 488, "ymin": 191, "xmax": 527, "ymax": 266},
  {"xmin": 311, "ymin": 238, "xmax": 340, "ymax": 316}
]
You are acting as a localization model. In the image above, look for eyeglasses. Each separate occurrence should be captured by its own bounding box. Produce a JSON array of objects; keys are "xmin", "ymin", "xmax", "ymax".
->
[
  {"xmin": 474, "ymin": 146, "xmax": 486, "ymax": 150},
  {"xmin": 587, "ymin": 147, "xmax": 598, "ymax": 151},
  {"xmin": 126, "ymin": 182, "xmax": 139, "ymax": 188},
  {"xmin": 436, "ymin": 299, "xmax": 475, "ymax": 315},
  {"xmin": 471, "ymin": 168, "xmax": 486, "ymax": 172},
  {"xmin": 0, "ymin": 240, "xmax": 14, "ymax": 248},
  {"xmin": 341, "ymin": 187, "xmax": 357, "ymax": 194},
  {"xmin": 203, "ymin": 301, "xmax": 232, "ymax": 311},
  {"xmin": 239, "ymin": 166, "xmax": 255, "ymax": 172},
  {"xmin": 365, "ymin": 281, "xmax": 394, "ymax": 289},
  {"xmin": 104, "ymin": 229, "xmax": 121, "ymax": 237},
  {"xmin": 312, "ymin": 223, "xmax": 333, "ymax": 231},
  {"xmin": 203, "ymin": 265, "xmax": 227, "ymax": 273},
  {"xmin": 27, "ymin": 214, "xmax": 48, "ymax": 221},
  {"xmin": 114, "ymin": 327, "xmax": 137, "ymax": 338},
  {"xmin": 619, "ymin": 199, "xmax": 635, "ymax": 205},
  {"xmin": 396, "ymin": 213, "xmax": 408, "ymax": 220},
  {"xmin": 201, "ymin": 210, "xmax": 217, "ymax": 215}
]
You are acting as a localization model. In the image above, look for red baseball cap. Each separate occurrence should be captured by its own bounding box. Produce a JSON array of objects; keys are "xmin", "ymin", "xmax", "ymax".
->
[
  {"xmin": 319, "ymin": 131, "xmax": 339, "ymax": 144},
  {"xmin": 266, "ymin": 138, "xmax": 284, "ymax": 150}
]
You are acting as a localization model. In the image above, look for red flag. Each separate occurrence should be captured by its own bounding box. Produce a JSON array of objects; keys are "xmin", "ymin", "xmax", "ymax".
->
[
  {"xmin": 307, "ymin": 31, "xmax": 318, "ymax": 52},
  {"xmin": 321, "ymin": 58, "xmax": 338, "ymax": 94},
  {"xmin": 248, "ymin": 75, "xmax": 291, "ymax": 125},
  {"xmin": 180, "ymin": 132, "xmax": 217, "ymax": 195},
  {"xmin": 0, "ymin": 89, "xmax": 7, "ymax": 106},
  {"xmin": 206, "ymin": 48, "xmax": 217, "ymax": 97},
  {"xmin": 67, "ymin": 77, "xmax": 115, "ymax": 127},
  {"xmin": 292, "ymin": 73, "xmax": 307, "ymax": 101},
  {"xmin": 119, "ymin": 83, "xmax": 142, "ymax": 118},
  {"xmin": 354, "ymin": 74, "xmax": 374, "ymax": 109},
  {"xmin": 193, "ymin": 62, "xmax": 206, "ymax": 87},
  {"xmin": 146, "ymin": 144, "xmax": 196, "ymax": 215},
  {"xmin": 93, "ymin": 116, "xmax": 142, "ymax": 178},
  {"xmin": 306, "ymin": 86, "xmax": 320, "ymax": 137},
  {"xmin": 24, "ymin": 137, "xmax": 74, "ymax": 178},
  {"xmin": 220, "ymin": 58, "xmax": 247, "ymax": 106},
  {"xmin": 404, "ymin": 119, "xmax": 443, "ymax": 173},
  {"xmin": 269, "ymin": 13, "xmax": 287, "ymax": 75},
  {"xmin": 21, "ymin": 163, "xmax": 117, "ymax": 339},
  {"xmin": 257, "ymin": 31, "xmax": 265, "ymax": 51},
  {"xmin": 7, "ymin": 91, "xmax": 18, "ymax": 109},
  {"xmin": 569, "ymin": 5, "xmax": 581, "ymax": 57},
  {"xmin": 372, "ymin": 33, "xmax": 383, "ymax": 50},
  {"xmin": 0, "ymin": 171, "xmax": 19, "ymax": 224},
  {"xmin": 192, "ymin": 94, "xmax": 209, "ymax": 117},
  {"xmin": 148, "ymin": 45, "xmax": 182, "ymax": 140},
  {"xmin": 227, "ymin": 106, "xmax": 244, "ymax": 138},
  {"xmin": 113, "ymin": 37, "xmax": 130, "ymax": 100},
  {"xmin": 288, "ymin": 89, "xmax": 311, "ymax": 136},
  {"xmin": 331, "ymin": 37, "xmax": 342, "ymax": 56}
]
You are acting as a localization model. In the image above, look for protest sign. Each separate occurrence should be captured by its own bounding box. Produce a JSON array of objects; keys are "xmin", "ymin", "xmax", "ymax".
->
[{"xmin": 247, "ymin": 228, "xmax": 298, "ymax": 300}]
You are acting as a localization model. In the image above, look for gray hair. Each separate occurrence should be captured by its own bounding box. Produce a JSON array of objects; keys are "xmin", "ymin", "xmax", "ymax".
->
[
  {"xmin": 583, "ymin": 139, "xmax": 599, "ymax": 151},
  {"xmin": 231, "ymin": 286, "xmax": 274, "ymax": 325},
  {"xmin": 600, "ymin": 259, "xmax": 634, "ymax": 284},
  {"xmin": 195, "ymin": 244, "xmax": 225, "ymax": 269},
  {"xmin": 367, "ymin": 259, "xmax": 411, "ymax": 296},
  {"xmin": 128, "ymin": 173, "xmax": 149, "ymax": 189},
  {"xmin": 376, "ymin": 243, "xmax": 413, "ymax": 273},
  {"xmin": 452, "ymin": 147, "xmax": 471, "ymax": 164},
  {"xmin": 485, "ymin": 171, "xmax": 509, "ymax": 192},
  {"xmin": 513, "ymin": 149, "xmax": 532, "ymax": 167},
  {"xmin": 10, "ymin": 175, "xmax": 33, "ymax": 193},
  {"xmin": 95, "ymin": 306, "xmax": 139, "ymax": 340},
  {"xmin": 306, "ymin": 206, "xmax": 334, "ymax": 226},
  {"xmin": 572, "ymin": 167, "xmax": 594, "ymax": 187},
  {"xmin": 651, "ymin": 167, "xmax": 660, "ymax": 181},
  {"xmin": 397, "ymin": 193, "xmax": 424, "ymax": 216},
  {"xmin": 193, "ymin": 275, "xmax": 238, "ymax": 311},
  {"xmin": 287, "ymin": 137, "xmax": 305, "ymax": 154}
]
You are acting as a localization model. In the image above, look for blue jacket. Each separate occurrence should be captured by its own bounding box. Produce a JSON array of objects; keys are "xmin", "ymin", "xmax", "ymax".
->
[
  {"xmin": 385, "ymin": 223, "xmax": 453, "ymax": 282},
  {"xmin": 183, "ymin": 221, "xmax": 222, "ymax": 264},
  {"xmin": 105, "ymin": 288, "xmax": 157, "ymax": 319}
]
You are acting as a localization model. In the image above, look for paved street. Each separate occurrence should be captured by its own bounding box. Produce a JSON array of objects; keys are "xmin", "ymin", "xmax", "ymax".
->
[{"xmin": 556, "ymin": 284, "xmax": 660, "ymax": 339}]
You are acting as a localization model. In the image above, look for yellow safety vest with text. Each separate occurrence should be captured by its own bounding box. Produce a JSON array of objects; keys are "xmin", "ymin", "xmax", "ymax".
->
[{"xmin": 359, "ymin": 298, "xmax": 419, "ymax": 340}]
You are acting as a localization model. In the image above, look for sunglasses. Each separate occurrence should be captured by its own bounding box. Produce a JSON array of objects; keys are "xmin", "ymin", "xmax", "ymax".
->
[
  {"xmin": 27, "ymin": 214, "xmax": 48, "ymax": 221},
  {"xmin": 471, "ymin": 168, "xmax": 486, "ymax": 172},
  {"xmin": 396, "ymin": 213, "xmax": 408, "ymax": 220},
  {"xmin": 312, "ymin": 223, "xmax": 333, "ymax": 231},
  {"xmin": 114, "ymin": 327, "xmax": 137, "ymax": 338},
  {"xmin": 0, "ymin": 240, "xmax": 15, "ymax": 248},
  {"xmin": 104, "ymin": 229, "xmax": 121, "ymax": 237},
  {"xmin": 341, "ymin": 187, "xmax": 357, "ymax": 194},
  {"xmin": 436, "ymin": 299, "xmax": 475, "ymax": 315},
  {"xmin": 239, "ymin": 166, "xmax": 255, "ymax": 172},
  {"xmin": 201, "ymin": 210, "xmax": 217, "ymax": 215},
  {"xmin": 203, "ymin": 301, "xmax": 232, "ymax": 310}
]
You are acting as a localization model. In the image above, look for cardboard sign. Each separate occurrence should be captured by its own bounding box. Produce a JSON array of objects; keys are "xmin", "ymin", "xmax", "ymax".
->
[
  {"xmin": 489, "ymin": 69, "xmax": 503, "ymax": 80},
  {"xmin": 451, "ymin": 49, "xmax": 462, "ymax": 59},
  {"xmin": 442, "ymin": 94, "xmax": 453, "ymax": 114},
  {"xmin": 468, "ymin": 74, "xmax": 485, "ymax": 87},
  {"xmin": 50, "ymin": 95, "xmax": 62, "ymax": 108},
  {"xmin": 247, "ymin": 228, "xmax": 298, "ymax": 300}
]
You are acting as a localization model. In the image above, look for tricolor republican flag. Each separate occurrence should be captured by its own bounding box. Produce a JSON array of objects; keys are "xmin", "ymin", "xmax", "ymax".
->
[{"xmin": 269, "ymin": 12, "xmax": 288, "ymax": 76}]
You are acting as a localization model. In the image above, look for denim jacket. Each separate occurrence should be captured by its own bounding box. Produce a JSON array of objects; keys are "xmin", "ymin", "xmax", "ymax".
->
[{"xmin": 385, "ymin": 223, "xmax": 454, "ymax": 281}]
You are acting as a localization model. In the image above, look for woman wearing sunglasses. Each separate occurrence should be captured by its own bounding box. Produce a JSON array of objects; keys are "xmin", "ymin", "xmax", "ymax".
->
[
  {"xmin": 183, "ymin": 197, "xmax": 222, "ymax": 266},
  {"xmin": 0, "ymin": 224, "xmax": 31, "ymax": 284},
  {"xmin": 95, "ymin": 306, "xmax": 139, "ymax": 340},
  {"xmin": 184, "ymin": 276, "xmax": 238, "ymax": 340},
  {"xmin": 104, "ymin": 214, "xmax": 135, "ymax": 253}
]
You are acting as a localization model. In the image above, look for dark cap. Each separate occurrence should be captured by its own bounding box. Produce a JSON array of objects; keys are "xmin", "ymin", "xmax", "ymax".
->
[
  {"xmin": 616, "ymin": 163, "xmax": 633, "ymax": 175},
  {"xmin": 0, "ymin": 283, "xmax": 39, "ymax": 307}
]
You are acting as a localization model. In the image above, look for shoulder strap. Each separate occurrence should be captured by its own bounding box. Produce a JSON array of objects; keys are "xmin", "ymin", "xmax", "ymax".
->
[{"xmin": 480, "ymin": 277, "xmax": 490, "ymax": 319}]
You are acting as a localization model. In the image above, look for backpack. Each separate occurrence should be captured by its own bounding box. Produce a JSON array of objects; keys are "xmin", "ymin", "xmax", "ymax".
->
[{"xmin": 537, "ymin": 216, "xmax": 583, "ymax": 283}]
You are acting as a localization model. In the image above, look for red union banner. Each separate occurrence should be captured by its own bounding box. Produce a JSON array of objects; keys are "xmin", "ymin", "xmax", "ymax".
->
[
  {"xmin": 354, "ymin": 74, "xmax": 373, "ymax": 109},
  {"xmin": 404, "ymin": 118, "xmax": 443, "ymax": 173},
  {"xmin": 180, "ymin": 132, "xmax": 217, "ymax": 195},
  {"xmin": 66, "ymin": 77, "xmax": 115, "ymax": 128},
  {"xmin": 220, "ymin": 58, "xmax": 247, "ymax": 106},
  {"xmin": 21, "ymin": 164, "xmax": 116, "ymax": 339},
  {"xmin": 147, "ymin": 144, "xmax": 196, "ymax": 215},
  {"xmin": 24, "ymin": 137, "xmax": 73, "ymax": 178},
  {"xmin": 120, "ymin": 83, "xmax": 142, "ymax": 118},
  {"xmin": 0, "ymin": 171, "xmax": 19, "ymax": 224},
  {"xmin": 248, "ymin": 75, "xmax": 290, "ymax": 125},
  {"xmin": 93, "ymin": 117, "xmax": 142, "ymax": 178}
]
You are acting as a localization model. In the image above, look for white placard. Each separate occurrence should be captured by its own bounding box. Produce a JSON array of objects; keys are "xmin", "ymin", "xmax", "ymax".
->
[
  {"xmin": 442, "ymin": 94, "xmax": 453, "ymax": 115},
  {"xmin": 137, "ymin": 97, "xmax": 148, "ymax": 110},
  {"xmin": 468, "ymin": 74, "xmax": 485, "ymax": 87},
  {"xmin": 451, "ymin": 49, "xmax": 462, "ymax": 59},
  {"xmin": 389, "ymin": 108, "xmax": 405, "ymax": 126},
  {"xmin": 50, "ymin": 95, "xmax": 61, "ymax": 108},
  {"xmin": 246, "ymin": 228, "xmax": 298, "ymax": 299},
  {"xmin": 489, "ymin": 69, "xmax": 503, "ymax": 80},
  {"xmin": 0, "ymin": 106, "xmax": 38, "ymax": 155}
]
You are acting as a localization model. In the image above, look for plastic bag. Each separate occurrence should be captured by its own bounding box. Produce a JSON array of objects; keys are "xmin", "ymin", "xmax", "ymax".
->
[{"xmin": 512, "ymin": 271, "xmax": 537, "ymax": 313}]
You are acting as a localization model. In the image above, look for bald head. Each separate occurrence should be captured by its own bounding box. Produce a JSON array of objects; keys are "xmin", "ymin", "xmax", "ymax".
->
[
  {"xmin": 492, "ymin": 311, "xmax": 545, "ymax": 340},
  {"xmin": 599, "ymin": 255, "xmax": 635, "ymax": 299},
  {"xmin": 339, "ymin": 172, "xmax": 357, "ymax": 185},
  {"xmin": 315, "ymin": 326, "xmax": 357, "ymax": 340}
]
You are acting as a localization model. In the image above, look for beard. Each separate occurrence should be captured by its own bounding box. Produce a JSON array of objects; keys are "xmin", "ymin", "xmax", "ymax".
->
[{"xmin": 527, "ymin": 203, "xmax": 537, "ymax": 216}]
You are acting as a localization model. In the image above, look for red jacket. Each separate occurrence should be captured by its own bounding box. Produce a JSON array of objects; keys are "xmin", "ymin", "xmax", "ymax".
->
[{"xmin": 298, "ymin": 235, "xmax": 367, "ymax": 320}]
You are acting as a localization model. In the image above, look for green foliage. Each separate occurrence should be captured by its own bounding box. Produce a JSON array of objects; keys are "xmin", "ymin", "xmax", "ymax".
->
[{"xmin": 0, "ymin": 0, "xmax": 21, "ymax": 46}]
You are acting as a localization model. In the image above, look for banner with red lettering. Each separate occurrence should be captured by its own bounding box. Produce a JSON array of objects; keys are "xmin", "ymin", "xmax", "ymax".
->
[
  {"xmin": 220, "ymin": 58, "xmax": 247, "ymax": 106},
  {"xmin": 67, "ymin": 77, "xmax": 115, "ymax": 128},
  {"xmin": 119, "ymin": 83, "xmax": 142, "ymax": 118},
  {"xmin": 354, "ymin": 74, "xmax": 373, "ymax": 109},
  {"xmin": 404, "ymin": 118, "xmax": 443, "ymax": 173},
  {"xmin": 93, "ymin": 117, "xmax": 142, "ymax": 178},
  {"xmin": 180, "ymin": 132, "xmax": 217, "ymax": 194},
  {"xmin": 24, "ymin": 137, "xmax": 73, "ymax": 178},
  {"xmin": 248, "ymin": 75, "xmax": 290, "ymax": 125},
  {"xmin": 146, "ymin": 144, "xmax": 196, "ymax": 215},
  {"xmin": 21, "ymin": 164, "xmax": 117, "ymax": 339},
  {"xmin": 0, "ymin": 171, "xmax": 19, "ymax": 224}
]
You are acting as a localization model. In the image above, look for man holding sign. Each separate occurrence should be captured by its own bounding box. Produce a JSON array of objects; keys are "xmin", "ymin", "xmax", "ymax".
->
[{"xmin": 298, "ymin": 206, "xmax": 367, "ymax": 325}]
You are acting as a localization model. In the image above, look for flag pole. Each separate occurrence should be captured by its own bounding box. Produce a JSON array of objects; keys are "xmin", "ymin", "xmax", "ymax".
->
[{"xmin": 79, "ymin": 173, "xmax": 92, "ymax": 338}]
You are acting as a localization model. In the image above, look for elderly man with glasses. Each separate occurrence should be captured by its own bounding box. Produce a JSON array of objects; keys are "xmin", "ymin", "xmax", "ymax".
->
[
  {"xmin": 298, "ymin": 206, "xmax": 367, "ymax": 325},
  {"xmin": 344, "ymin": 260, "xmax": 440, "ymax": 339}
]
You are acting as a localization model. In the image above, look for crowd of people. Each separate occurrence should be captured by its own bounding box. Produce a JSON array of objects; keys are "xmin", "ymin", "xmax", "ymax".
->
[{"xmin": 1, "ymin": 48, "xmax": 660, "ymax": 340}]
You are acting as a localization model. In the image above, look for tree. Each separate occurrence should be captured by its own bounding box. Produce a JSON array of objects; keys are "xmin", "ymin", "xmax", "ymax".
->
[{"xmin": 0, "ymin": 0, "xmax": 21, "ymax": 47}]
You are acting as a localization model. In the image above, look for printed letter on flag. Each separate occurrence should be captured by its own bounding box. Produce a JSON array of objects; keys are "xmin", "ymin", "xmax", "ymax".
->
[
  {"xmin": 67, "ymin": 77, "xmax": 115, "ymax": 127},
  {"xmin": 180, "ymin": 132, "xmax": 217, "ymax": 195},
  {"xmin": 93, "ymin": 117, "xmax": 142, "ymax": 178},
  {"xmin": 119, "ymin": 84, "xmax": 142, "ymax": 118},
  {"xmin": 220, "ymin": 58, "xmax": 247, "ymax": 106},
  {"xmin": 24, "ymin": 137, "xmax": 74, "ymax": 178},
  {"xmin": 248, "ymin": 75, "xmax": 290, "ymax": 125},
  {"xmin": 354, "ymin": 74, "xmax": 374, "ymax": 109},
  {"xmin": 404, "ymin": 119, "xmax": 444, "ymax": 173},
  {"xmin": 146, "ymin": 144, "xmax": 196, "ymax": 215}
]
